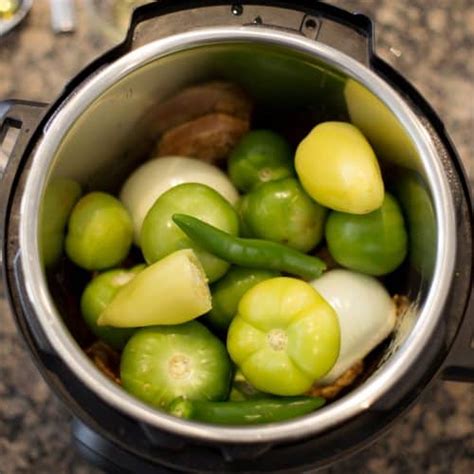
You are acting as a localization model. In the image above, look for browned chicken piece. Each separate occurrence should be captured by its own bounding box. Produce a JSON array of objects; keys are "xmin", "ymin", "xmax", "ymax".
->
[
  {"xmin": 149, "ymin": 81, "xmax": 253, "ymax": 135},
  {"xmin": 155, "ymin": 113, "xmax": 250, "ymax": 165},
  {"xmin": 393, "ymin": 294, "xmax": 411, "ymax": 317},
  {"xmin": 85, "ymin": 341, "xmax": 121, "ymax": 385},
  {"xmin": 307, "ymin": 361, "xmax": 364, "ymax": 400}
]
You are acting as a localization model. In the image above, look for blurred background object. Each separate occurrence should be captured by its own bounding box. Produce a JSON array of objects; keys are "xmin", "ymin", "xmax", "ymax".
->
[
  {"xmin": 84, "ymin": 0, "xmax": 152, "ymax": 41},
  {"xmin": 0, "ymin": 0, "xmax": 20, "ymax": 18},
  {"xmin": 49, "ymin": 0, "xmax": 76, "ymax": 33},
  {"xmin": 0, "ymin": 1, "xmax": 472, "ymax": 473},
  {"xmin": 0, "ymin": 0, "xmax": 32, "ymax": 36}
]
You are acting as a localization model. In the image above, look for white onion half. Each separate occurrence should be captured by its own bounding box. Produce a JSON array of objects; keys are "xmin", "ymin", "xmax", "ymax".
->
[
  {"xmin": 120, "ymin": 156, "xmax": 239, "ymax": 243},
  {"xmin": 310, "ymin": 269, "xmax": 396, "ymax": 385}
]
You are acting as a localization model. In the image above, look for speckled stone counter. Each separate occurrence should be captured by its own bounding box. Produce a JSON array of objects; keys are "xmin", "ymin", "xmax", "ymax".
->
[{"xmin": 0, "ymin": 1, "xmax": 472, "ymax": 473}]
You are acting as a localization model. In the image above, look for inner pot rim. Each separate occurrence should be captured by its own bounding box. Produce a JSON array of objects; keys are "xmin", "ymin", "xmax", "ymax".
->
[{"xmin": 19, "ymin": 27, "xmax": 456, "ymax": 444}]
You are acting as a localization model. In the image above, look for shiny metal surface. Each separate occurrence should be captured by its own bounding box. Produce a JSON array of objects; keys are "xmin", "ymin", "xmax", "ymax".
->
[
  {"xmin": 19, "ymin": 27, "xmax": 456, "ymax": 443},
  {"xmin": 131, "ymin": 4, "xmax": 370, "ymax": 64}
]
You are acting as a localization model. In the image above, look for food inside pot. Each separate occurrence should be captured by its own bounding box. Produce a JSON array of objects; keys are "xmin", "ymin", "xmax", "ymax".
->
[{"xmin": 43, "ymin": 80, "xmax": 411, "ymax": 425}]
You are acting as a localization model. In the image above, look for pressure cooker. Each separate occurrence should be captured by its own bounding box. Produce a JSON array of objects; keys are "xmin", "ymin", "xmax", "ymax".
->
[{"xmin": 1, "ymin": 1, "xmax": 472, "ymax": 472}]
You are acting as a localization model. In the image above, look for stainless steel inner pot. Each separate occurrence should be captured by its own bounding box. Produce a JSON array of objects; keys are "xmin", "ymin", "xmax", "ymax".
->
[{"xmin": 18, "ymin": 27, "xmax": 456, "ymax": 444}]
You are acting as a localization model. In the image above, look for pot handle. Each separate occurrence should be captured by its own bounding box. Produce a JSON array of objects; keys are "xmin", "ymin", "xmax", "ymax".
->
[
  {"xmin": 441, "ymin": 286, "xmax": 474, "ymax": 382},
  {"xmin": 0, "ymin": 100, "xmax": 46, "ymax": 274},
  {"xmin": 0, "ymin": 100, "xmax": 47, "ymax": 206},
  {"xmin": 0, "ymin": 100, "xmax": 46, "ymax": 178}
]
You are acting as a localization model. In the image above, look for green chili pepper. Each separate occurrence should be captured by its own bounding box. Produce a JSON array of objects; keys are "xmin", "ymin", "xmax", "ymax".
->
[
  {"xmin": 172, "ymin": 214, "xmax": 326, "ymax": 280},
  {"xmin": 168, "ymin": 396, "xmax": 325, "ymax": 425}
]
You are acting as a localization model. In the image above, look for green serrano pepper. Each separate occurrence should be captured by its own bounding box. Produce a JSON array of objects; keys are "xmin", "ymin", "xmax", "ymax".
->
[
  {"xmin": 172, "ymin": 214, "xmax": 326, "ymax": 279},
  {"xmin": 168, "ymin": 396, "xmax": 325, "ymax": 425}
]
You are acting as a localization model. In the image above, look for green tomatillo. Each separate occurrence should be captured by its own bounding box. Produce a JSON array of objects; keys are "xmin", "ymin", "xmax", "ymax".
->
[
  {"xmin": 239, "ymin": 178, "xmax": 327, "ymax": 252},
  {"xmin": 228, "ymin": 130, "xmax": 294, "ymax": 192},
  {"xmin": 81, "ymin": 265, "xmax": 144, "ymax": 349},
  {"xmin": 325, "ymin": 193, "xmax": 408, "ymax": 276},
  {"xmin": 65, "ymin": 192, "xmax": 133, "ymax": 270},
  {"xmin": 205, "ymin": 267, "xmax": 279, "ymax": 332},
  {"xmin": 227, "ymin": 277, "xmax": 340, "ymax": 396},
  {"xmin": 140, "ymin": 183, "xmax": 239, "ymax": 282},
  {"xmin": 121, "ymin": 321, "xmax": 232, "ymax": 408}
]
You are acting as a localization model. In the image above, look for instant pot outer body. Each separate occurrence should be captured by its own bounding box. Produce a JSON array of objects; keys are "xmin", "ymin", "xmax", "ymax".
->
[{"xmin": 0, "ymin": 1, "xmax": 472, "ymax": 473}]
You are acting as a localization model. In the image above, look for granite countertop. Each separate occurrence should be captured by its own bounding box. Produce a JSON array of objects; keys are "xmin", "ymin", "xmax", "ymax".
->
[{"xmin": 0, "ymin": 1, "xmax": 472, "ymax": 473}]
